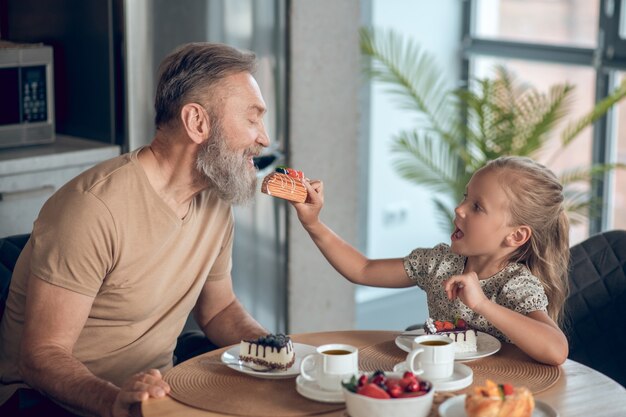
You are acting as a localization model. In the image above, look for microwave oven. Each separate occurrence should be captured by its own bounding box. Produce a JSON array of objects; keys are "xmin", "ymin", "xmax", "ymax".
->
[{"xmin": 0, "ymin": 41, "xmax": 55, "ymax": 148}]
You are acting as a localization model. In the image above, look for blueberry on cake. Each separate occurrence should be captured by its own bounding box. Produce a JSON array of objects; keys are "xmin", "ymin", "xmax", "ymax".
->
[
  {"xmin": 424, "ymin": 317, "xmax": 478, "ymax": 353},
  {"xmin": 239, "ymin": 333, "xmax": 295, "ymax": 371}
]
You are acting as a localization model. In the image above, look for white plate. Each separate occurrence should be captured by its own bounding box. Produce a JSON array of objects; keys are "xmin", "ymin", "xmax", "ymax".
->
[
  {"xmin": 220, "ymin": 342, "xmax": 317, "ymax": 379},
  {"xmin": 295, "ymin": 374, "xmax": 345, "ymax": 403},
  {"xmin": 395, "ymin": 330, "xmax": 501, "ymax": 362},
  {"xmin": 438, "ymin": 394, "xmax": 559, "ymax": 417},
  {"xmin": 393, "ymin": 362, "xmax": 473, "ymax": 392}
]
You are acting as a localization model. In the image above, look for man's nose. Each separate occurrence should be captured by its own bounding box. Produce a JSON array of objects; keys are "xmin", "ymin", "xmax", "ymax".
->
[{"xmin": 257, "ymin": 123, "xmax": 270, "ymax": 148}]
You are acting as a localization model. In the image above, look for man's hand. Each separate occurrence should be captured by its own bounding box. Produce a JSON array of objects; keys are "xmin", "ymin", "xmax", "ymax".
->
[{"xmin": 111, "ymin": 369, "xmax": 170, "ymax": 417}]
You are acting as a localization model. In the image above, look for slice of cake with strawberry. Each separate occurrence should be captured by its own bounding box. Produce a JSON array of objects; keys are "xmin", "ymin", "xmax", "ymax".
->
[
  {"xmin": 424, "ymin": 317, "xmax": 478, "ymax": 353},
  {"xmin": 261, "ymin": 166, "xmax": 308, "ymax": 203}
]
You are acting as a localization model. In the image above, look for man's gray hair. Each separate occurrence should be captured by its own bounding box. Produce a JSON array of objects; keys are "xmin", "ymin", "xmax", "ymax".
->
[{"xmin": 154, "ymin": 42, "xmax": 256, "ymax": 128}]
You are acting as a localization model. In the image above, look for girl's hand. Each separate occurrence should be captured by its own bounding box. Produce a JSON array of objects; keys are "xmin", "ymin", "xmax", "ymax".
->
[
  {"xmin": 291, "ymin": 179, "xmax": 324, "ymax": 229},
  {"xmin": 442, "ymin": 272, "xmax": 489, "ymax": 311}
]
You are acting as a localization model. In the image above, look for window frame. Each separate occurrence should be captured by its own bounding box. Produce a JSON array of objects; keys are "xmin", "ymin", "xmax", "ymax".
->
[{"xmin": 461, "ymin": 0, "xmax": 621, "ymax": 235}]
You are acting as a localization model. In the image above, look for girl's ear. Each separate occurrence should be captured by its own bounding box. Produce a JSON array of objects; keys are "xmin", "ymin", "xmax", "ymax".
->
[
  {"xmin": 506, "ymin": 226, "xmax": 532, "ymax": 248},
  {"xmin": 180, "ymin": 103, "xmax": 210, "ymax": 144}
]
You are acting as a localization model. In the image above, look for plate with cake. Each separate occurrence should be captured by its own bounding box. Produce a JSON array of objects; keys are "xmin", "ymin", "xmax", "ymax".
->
[
  {"xmin": 395, "ymin": 318, "xmax": 501, "ymax": 362},
  {"xmin": 221, "ymin": 333, "xmax": 317, "ymax": 379},
  {"xmin": 438, "ymin": 380, "xmax": 558, "ymax": 417}
]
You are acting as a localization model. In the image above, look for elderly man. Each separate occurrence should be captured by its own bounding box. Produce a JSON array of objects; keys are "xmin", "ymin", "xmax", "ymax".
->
[{"xmin": 0, "ymin": 43, "xmax": 270, "ymax": 417}]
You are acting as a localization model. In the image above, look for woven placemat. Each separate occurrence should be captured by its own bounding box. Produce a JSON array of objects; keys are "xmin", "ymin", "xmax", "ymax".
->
[
  {"xmin": 165, "ymin": 357, "xmax": 344, "ymax": 416},
  {"xmin": 358, "ymin": 340, "xmax": 561, "ymax": 395}
]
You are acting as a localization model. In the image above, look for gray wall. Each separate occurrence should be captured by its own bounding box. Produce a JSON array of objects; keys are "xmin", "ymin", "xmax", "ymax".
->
[{"xmin": 288, "ymin": 0, "xmax": 363, "ymax": 332}]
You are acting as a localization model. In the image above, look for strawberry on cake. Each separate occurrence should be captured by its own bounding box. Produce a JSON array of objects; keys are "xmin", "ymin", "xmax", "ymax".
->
[
  {"xmin": 239, "ymin": 333, "xmax": 295, "ymax": 371},
  {"xmin": 424, "ymin": 317, "xmax": 478, "ymax": 353}
]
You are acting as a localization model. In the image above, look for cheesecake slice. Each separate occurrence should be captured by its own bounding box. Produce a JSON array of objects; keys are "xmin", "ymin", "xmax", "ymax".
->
[{"xmin": 239, "ymin": 333, "xmax": 295, "ymax": 371}]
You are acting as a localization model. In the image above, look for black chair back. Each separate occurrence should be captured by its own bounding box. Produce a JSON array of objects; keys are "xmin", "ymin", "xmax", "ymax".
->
[{"xmin": 565, "ymin": 230, "xmax": 626, "ymax": 387}]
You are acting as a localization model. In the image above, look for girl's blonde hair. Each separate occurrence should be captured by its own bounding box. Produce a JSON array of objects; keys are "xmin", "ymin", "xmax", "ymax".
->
[{"xmin": 482, "ymin": 156, "xmax": 570, "ymax": 325}]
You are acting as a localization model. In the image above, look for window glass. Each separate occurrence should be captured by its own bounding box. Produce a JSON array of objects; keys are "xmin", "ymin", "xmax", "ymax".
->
[
  {"xmin": 474, "ymin": 0, "xmax": 599, "ymax": 48},
  {"xmin": 610, "ymin": 73, "xmax": 626, "ymax": 231},
  {"xmin": 472, "ymin": 57, "xmax": 596, "ymax": 244}
]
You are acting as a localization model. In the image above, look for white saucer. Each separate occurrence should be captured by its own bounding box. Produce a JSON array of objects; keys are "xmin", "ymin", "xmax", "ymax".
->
[
  {"xmin": 438, "ymin": 394, "xmax": 559, "ymax": 417},
  {"xmin": 395, "ymin": 330, "xmax": 501, "ymax": 362},
  {"xmin": 295, "ymin": 375, "xmax": 345, "ymax": 403},
  {"xmin": 393, "ymin": 362, "xmax": 473, "ymax": 392},
  {"xmin": 220, "ymin": 343, "xmax": 317, "ymax": 379}
]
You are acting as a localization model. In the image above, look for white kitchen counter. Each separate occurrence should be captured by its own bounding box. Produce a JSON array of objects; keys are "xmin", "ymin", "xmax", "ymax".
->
[{"xmin": 0, "ymin": 135, "xmax": 120, "ymax": 237}]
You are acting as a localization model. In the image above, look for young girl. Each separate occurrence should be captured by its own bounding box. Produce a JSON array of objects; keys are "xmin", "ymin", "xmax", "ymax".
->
[{"xmin": 293, "ymin": 156, "xmax": 569, "ymax": 366}]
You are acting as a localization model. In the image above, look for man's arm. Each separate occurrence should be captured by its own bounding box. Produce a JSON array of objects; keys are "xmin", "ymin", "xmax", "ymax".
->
[
  {"xmin": 19, "ymin": 277, "xmax": 170, "ymax": 417},
  {"xmin": 193, "ymin": 276, "xmax": 267, "ymax": 346}
]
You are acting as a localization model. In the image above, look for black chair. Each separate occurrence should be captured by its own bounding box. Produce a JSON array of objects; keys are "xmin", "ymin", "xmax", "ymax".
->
[
  {"xmin": 0, "ymin": 233, "xmax": 215, "ymax": 363},
  {"xmin": 565, "ymin": 229, "xmax": 626, "ymax": 387},
  {"xmin": 0, "ymin": 234, "xmax": 30, "ymax": 320}
]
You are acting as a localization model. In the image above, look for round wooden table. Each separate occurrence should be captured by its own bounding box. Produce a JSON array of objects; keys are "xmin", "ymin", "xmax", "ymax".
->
[{"xmin": 142, "ymin": 330, "xmax": 626, "ymax": 417}]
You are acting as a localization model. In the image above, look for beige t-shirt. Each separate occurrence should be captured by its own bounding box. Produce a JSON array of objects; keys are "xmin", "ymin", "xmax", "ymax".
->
[
  {"xmin": 403, "ymin": 243, "xmax": 549, "ymax": 342},
  {"xmin": 0, "ymin": 149, "xmax": 234, "ymax": 404}
]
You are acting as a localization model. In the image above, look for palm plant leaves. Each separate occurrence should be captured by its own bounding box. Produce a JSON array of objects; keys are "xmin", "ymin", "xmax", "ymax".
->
[
  {"xmin": 360, "ymin": 26, "xmax": 626, "ymax": 233},
  {"xmin": 558, "ymin": 163, "xmax": 626, "ymax": 186},
  {"xmin": 559, "ymin": 78, "xmax": 626, "ymax": 150},
  {"xmin": 359, "ymin": 27, "xmax": 458, "ymax": 144},
  {"xmin": 390, "ymin": 130, "xmax": 461, "ymax": 196}
]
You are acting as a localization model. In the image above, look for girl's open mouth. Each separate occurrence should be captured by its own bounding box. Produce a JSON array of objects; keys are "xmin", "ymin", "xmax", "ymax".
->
[{"xmin": 451, "ymin": 226, "xmax": 464, "ymax": 241}]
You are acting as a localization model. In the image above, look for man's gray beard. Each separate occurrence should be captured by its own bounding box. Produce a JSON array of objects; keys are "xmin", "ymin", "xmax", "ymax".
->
[{"xmin": 195, "ymin": 125, "xmax": 258, "ymax": 205}]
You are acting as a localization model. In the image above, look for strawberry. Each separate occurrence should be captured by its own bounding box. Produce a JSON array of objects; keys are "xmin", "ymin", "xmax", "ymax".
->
[
  {"xmin": 402, "ymin": 371, "xmax": 416, "ymax": 380},
  {"xmin": 388, "ymin": 385, "xmax": 403, "ymax": 398},
  {"xmin": 502, "ymin": 383, "xmax": 514, "ymax": 396},
  {"xmin": 434, "ymin": 320, "xmax": 445, "ymax": 332},
  {"xmin": 443, "ymin": 321, "xmax": 455, "ymax": 330},
  {"xmin": 406, "ymin": 381, "xmax": 420, "ymax": 392},
  {"xmin": 357, "ymin": 374, "xmax": 368, "ymax": 387},
  {"xmin": 357, "ymin": 383, "xmax": 391, "ymax": 399},
  {"xmin": 287, "ymin": 169, "xmax": 304, "ymax": 179}
]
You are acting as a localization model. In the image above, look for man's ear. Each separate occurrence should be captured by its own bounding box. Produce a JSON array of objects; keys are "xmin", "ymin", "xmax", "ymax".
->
[
  {"xmin": 180, "ymin": 103, "xmax": 210, "ymax": 144},
  {"xmin": 505, "ymin": 226, "xmax": 532, "ymax": 248}
]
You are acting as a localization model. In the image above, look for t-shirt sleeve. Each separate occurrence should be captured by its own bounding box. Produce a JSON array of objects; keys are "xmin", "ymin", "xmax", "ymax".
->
[
  {"xmin": 499, "ymin": 273, "xmax": 549, "ymax": 315},
  {"xmin": 29, "ymin": 190, "xmax": 116, "ymax": 297},
  {"xmin": 205, "ymin": 209, "xmax": 234, "ymax": 281},
  {"xmin": 403, "ymin": 244, "xmax": 449, "ymax": 289}
]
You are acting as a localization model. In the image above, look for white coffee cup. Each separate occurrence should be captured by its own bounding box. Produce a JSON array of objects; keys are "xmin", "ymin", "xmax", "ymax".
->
[
  {"xmin": 300, "ymin": 343, "xmax": 359, "ymax": 391},
  {"xmin": 406, "ymin": 334, "xmax": 455, "ymax": 380}
]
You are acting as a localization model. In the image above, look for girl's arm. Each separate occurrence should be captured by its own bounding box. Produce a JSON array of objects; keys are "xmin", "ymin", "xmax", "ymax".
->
[
  {"xmin": 291, "ymin": 179, "xmax": 412, "ymax": 288},
  {"xmin": 443, "ymin": 272, "xmax": 568, "ymax": 365}
]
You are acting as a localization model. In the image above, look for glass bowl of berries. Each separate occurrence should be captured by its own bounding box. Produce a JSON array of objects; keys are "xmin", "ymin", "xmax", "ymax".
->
[{"xmin": 341, "ymin": 370, "xmax": 434, "ymax": 417}]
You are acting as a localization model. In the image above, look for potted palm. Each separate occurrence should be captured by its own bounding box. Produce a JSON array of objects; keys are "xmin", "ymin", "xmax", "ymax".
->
[{"xmin": 360, "ymin": 27, "xmax": 626, "ymax": 232}]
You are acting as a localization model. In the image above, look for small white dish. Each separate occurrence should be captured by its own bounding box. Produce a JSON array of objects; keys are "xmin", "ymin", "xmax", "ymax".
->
[
  {"xmin": 220, "ymin": 342, "xmax": 317, "ymax": 379},
  {"xmin": 396, "ymin": 330, "xmax": 501, "ymax": 362},
  {"xmin": 295, "ymin": 374, "xmax": 345, "ymax": 403},
  {"xmin": 393, "ymin": 362, "xmax": 473, "ymax": 392},
  {"xmin": 438, "ymin": 394, "xmax": 559, "ymax": 417}
]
